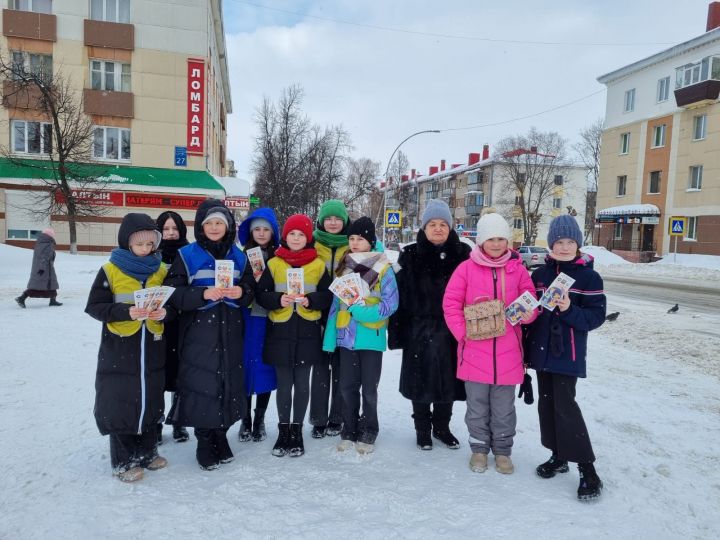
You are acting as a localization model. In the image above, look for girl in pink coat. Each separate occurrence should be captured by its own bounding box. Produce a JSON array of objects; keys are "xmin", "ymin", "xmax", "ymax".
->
[{"xmin": 443, "ymin": 212, "xmax": 537, "ymax": 475}]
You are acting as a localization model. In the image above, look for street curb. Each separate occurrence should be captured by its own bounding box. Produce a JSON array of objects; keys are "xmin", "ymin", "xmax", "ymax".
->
[{"xmin": 603, "ymin": 274, "xmax": 720, "ymax": 294}]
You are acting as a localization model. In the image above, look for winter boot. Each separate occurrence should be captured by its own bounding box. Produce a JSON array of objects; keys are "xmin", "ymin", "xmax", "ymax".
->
[
  {"xmin": 49, "ymin": 298, "xmax": 63, "ymax": 306},
  {"xmin": 431, "ymin": 407, "xmax": 460, "ymax": 449},
  {"xmin": 156, "ymin": 423, "xmax": 163, "ymax": 445},
  {"xmin": 213, "ymin": 429, "xmax": 234, "ymax": 464},
  {"xmin": 146, "ymin": 455, "xmax": 168, "ymax": 471},
  {"xmin": 172, "ymin": 425, "xmax": 189, "ymax": 443},
  {"xmin": 272, "ymin": 423, "xmax": 290, "ymax": 457},
  {"xmin": 536, "ymin": 454, "xmax": 569, "ymax": 479},
  {"xmin": 15, "ymin": 295, "xmax": 26, "ymax": 308},
  {"xmin": 495, "ymin": 455, "xmax": 514, "ymax": 474},
  {"xmin": 355, "ymin": 441, "xmax": 375, "ymax": 455},
  {"xmin": 195, "ymin": 429, "xmax": 219, "ymax": 470},
  {"xmin": 469, "ymin": 453, "xmax": 488, "ymax": 473},
  {"xmin": 238, "ymin": 414, "xmax": 252, "ymax": 442},
  {"xmin": 412, "ymin": 409, "xmax": 433, "ymax": 450},
  {"xmin": 311, "ymin": 425, "xmax": 326, "ymax": 439},
  {"xmin": 336, "ymin": 439, "xmax": 354, "ymax": 452},
  {"xmin": 116, "ymin": 466, "xmax": 144, "ymax": 483},
  {"xmin": 288, "ymin": 423, "xmax": 305, "ymax": 457},
  {"xmin": 577, "ymin": 462, "xmax": 603, "ymax": 501},
  {"xmin": 251, "ymin": 408, "xmax": 267, "ymax": 442},
  {"xmin": 416, "ymin": 431, "xmax": 433, "ymax": 451},
  {"xmin": 325, "ymin": 422, "xmax": 343, "ymax": 437}
]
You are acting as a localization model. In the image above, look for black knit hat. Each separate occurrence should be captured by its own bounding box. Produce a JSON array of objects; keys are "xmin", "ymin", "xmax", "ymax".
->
[{"xmin": 347, "ymin": 216, "xmax": 376, "ymax": 248}]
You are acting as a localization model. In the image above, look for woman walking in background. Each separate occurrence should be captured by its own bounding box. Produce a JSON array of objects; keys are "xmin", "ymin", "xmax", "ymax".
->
[{"xmin": 16, "ymin": 228, "xmax": 62, "ymax": 308}]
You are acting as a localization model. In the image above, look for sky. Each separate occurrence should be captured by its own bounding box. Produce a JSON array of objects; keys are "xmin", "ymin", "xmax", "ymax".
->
[{"xmin": 221, "ymin": 0, "xmax": 713, "ymax": 185}]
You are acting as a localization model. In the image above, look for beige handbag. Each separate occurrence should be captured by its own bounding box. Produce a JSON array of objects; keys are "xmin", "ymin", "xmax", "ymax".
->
[{"xmin": 463, "ymin": 269, "xmax": 507, "ymax": 341}]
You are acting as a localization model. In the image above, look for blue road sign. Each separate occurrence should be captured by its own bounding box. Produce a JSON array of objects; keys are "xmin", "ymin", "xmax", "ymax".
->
[
  {"xmin": 385, "ymin": 210, "xmax": 402, "ymax": 228},
  {"xmin": 175, "ymin": 146, "xmax": 187, "ymax": 167},
  {"xmin": 669, "ymin": 216, "xmax": 685, "ymax": 236}
]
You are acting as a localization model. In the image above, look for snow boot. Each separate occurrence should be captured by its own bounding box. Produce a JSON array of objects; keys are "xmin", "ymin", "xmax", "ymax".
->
[
  {"xmin": 469, "ymin": 453, "xmax": 488, "ymax": 473},
  {"xmin": 238, "ymin": 414, "xmax": 252, "ymax": 442},
  {"xmin": 495, "ymin": 455, "xmax": 514, "ymax": 474},
  {"xmin": 431, "ymin": 407, "xmax": 460, "ymax": 449},
  {"xmin": 116, "ymin": 466, "xmax": 144, "ymax": 483},
  {"xmin": 172, "ymin": 425, "xmax": 189, "ymax": 443},
  {"xmin": 416, "ymin": 431, "xmax": 433, "ymax": 451},
  {"xmin": 49, "ymin": 298, "xmax": 63, "ymax": 306},
  {"xmin": 536, "ymin": 454, "xmax": 569, "ymax": 478},
  {"xmin": 355, "ymin": 441, "xmax": 374, "ymax": 455},
  {"xmin": 336, "ymin": 439, "xmax": 354, "ymax": 452},
  {"xmin": 213, "ymin": 429, "xmax": 234, "ymax": 464},
  {"xmin": 146, "ymin": 455, "xmax": 168, "ymax": 471},
  {"xmin": 577, "ymin": 463, "xmax": 603, "ymax": 501},
  {"xmin": 288, "ymin": 423, "xmax": 305, "ymax": 457},
  {"xmin": 432, "ymin": 429, "xmax": 460, "ymax": 449},
  {"xmin": 325, "ymin": 422, "xmax": 342, "ymax": 437},
  {"xmin": 195, "ymin": 429, "xmax": 219, "ymax": 470},
  {"xmin": 15, "ymin": 295, "xmax": 26, "ymax": 308},
  {"xmin": 272, "ymin": 423, "xmax": 290, "ymax": 457},
  {"xmin": 412, "ymin": 409, "xmax": 433, "ymax": 450},
  {"xmin": 311, "ymin": 425, "xmax": 326, "ymax": 439},
  {"xmin": 251, "ymin": 408, "xmax": 267, "ymax": 442}
]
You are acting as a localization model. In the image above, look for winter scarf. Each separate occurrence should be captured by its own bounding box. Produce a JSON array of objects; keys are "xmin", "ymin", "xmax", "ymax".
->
[
  {"xmin": 470, "ymin": 245, "xmax": 512, "ymax": 268},
  {"xmin": 342, "ymin": 252, "xmax": 389, "ymax": 289},
  {"xmin": 158, "ymin": 238, "xmax": 189, "ymax": 265},
  {"xmin": 313, "ymin": 229, "xmax": 349, "ymax": 249},
  {"xmin": 275, "ymin": 246, "xmax": 318, "ymax": 268},
  {"xmin": 109, "ymin": 248, "xmax": 162, "ymax": 282}
]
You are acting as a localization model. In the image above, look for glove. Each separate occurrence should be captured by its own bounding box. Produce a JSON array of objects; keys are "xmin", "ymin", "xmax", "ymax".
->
[{"xmin": 518, "ymin": 372, "xmax": 534, "ymax": 405}]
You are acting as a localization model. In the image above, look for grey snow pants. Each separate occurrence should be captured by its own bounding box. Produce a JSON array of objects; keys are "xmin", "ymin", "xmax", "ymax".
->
[{"xmin": 465, "ymin": 381, "xmax": 516, "ymax": 456}]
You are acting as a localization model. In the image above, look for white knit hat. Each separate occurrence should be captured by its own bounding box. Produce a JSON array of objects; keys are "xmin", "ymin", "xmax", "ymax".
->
[
  {"xmin": 476, "ymin": 213, "xmax": 511, "ymax": 246},
  {"xmin": 201, "ymin": 210, "xmax": 230, "ymax": 228}
]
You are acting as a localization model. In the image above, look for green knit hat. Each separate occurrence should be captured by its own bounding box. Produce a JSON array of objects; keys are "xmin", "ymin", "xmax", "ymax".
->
[{"xmin": 317, "ymin": 199, "xmax": 349, "ymax": 225}]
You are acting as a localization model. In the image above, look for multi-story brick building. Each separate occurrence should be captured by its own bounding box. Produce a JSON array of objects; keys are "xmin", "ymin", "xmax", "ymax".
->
[
  {"xmin": 596, "ymin": 2, "xmax": 720, "ymax": 259},
  {"xmin": 0, "ymin": 0, "xmax": 241, "ymax": 252}
]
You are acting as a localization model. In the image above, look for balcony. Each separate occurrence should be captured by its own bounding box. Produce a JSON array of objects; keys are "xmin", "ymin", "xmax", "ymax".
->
[
  {"xmin": 674, "ymin": 80, "xmax": 720, "ymax": 108},
  {"xmin": 84, "ymin": 19, "xmax": 134, "ymax": 50},
  {"xmin": 2, "ymin": 9, "xmax": 56, "ymax": 41},
  {"xmin": 2, "ymin": 80, "xmax": 45, "ymax": 110},
  {"xmin": 83, "ymin": 88, "xmax": 133, "ymax": 118}
]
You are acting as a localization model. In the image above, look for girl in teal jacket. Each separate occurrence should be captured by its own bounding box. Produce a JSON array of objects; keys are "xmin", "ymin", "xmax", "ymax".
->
[{"xmin": 322, "ymin": 217, "xmax": 398, "ymax": 454}]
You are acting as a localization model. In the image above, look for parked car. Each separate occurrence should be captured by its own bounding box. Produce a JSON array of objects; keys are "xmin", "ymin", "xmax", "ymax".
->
[{"xmin": 517, "ymin": 245, "xmax": 549, "ymax": 269}]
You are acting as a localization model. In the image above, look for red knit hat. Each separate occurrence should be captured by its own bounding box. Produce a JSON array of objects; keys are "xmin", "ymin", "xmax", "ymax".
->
[{"xmin": 282, "ymin": 214, "xmax": 313, "ymax": 241}]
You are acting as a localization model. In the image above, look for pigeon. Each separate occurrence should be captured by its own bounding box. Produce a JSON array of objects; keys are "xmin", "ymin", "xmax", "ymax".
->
[
  {"xmin": 667, "ymin": 304, "xmax": 679, "ymax": 314},
  {"xmin": 605, "ymin": 312, "xmax": 620, "ymax": 321}
]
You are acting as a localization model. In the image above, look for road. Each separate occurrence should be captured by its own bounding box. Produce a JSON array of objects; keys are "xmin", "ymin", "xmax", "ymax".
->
[{"xmin": 603, "ymin": 275, "xmax": 720, "ymax": 312}]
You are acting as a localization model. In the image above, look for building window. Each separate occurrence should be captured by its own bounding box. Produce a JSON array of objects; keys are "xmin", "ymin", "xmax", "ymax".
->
[
  {"xmin": 90, "ymin": 60, "xmax": 131, "ymax": 92},
  {"xmin": 517, "ymin": 172, "xmax": 526, "ymax": 187},
  {"xmin": 675, "ymin": 56, "xmax": 720, "ymax": 89},
  {"xmin": 623, "ymin": 88, "xmax": 635, "ymax": 112},
  {"xmin": 93, "ymin": 126, "xmax": 130, "ymax": 161},
  {"xmin": 693, "ymin": 115, "xmax": 707, "ymax": 140},
  {"xmin": 649, "ymin": 171, "xmax": 661, "ymax": 194},
  {"xmin": 10, "ymin": 51, "xmax": 53, "ymax": 83},
  {"xmin": 11, "ymin": 0, "xmax": 51, "ymax": 14},
  {"xmin": 514, "ymin": 195, "xmax": 522, "ymax": 206},
  {"xmin": 652, "ymin": 124, "xmax": 666, "ymax": 148},
  {"xmin": 553, "ymin": 197, "xmax": 562, "ymax": 209},
  {"xmin": 11, "ymin": 120, "xmax": 52, "ymax": 155},
  {"xmin": 689, "ymin": 166, "xmax": 703, "ymax": 190},
  {"xmin": 616, "ymin": 175, "xmax": 627, "ymax": 196},
  {"xmin": 686, "ymin": 217, "xmax": 698, "ymax": 240},
  {"xmin": 657, "ymin": 76, "xmax": 670, "ymax": 102},
  {"xmin": 619, "ymin": 132, "xmax": 630, "ymax": 154},
  {"xmin": 513, "ymin": 218, "xmax": 523, "ymax": 229},
  {"xmin": 553, "ymin": 175, "xmax": 564, "ymax": 186},
  {"xmin": 90, "ymin": 0, "xmax": 130, "ymax": 23},
  {"xmin": 614, "ymin": 223, "xmax": 623, "ymax": 240}
]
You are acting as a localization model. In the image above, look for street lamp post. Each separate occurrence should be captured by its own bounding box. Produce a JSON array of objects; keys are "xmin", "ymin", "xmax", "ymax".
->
[{"xmin": 379, "ymin": 129, "xmax": 440, "ymax": 244}]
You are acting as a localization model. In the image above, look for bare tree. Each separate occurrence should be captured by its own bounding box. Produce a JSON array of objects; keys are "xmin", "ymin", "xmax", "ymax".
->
[
  {"xmin": 337, "ymin": 157, "xmax": 381, "ymax": 218},
  {"xmin": 251, "ymin": 85, "xmax": 352, "ymax": 222},
  {"xmin": 574, "ymin": 118, "xmax": 603, "ymax": 242},
  {"xmin": 0, "ymin": 55, "xmax": 110, "ymax": 253},
  {"xmin": 493, "ymin": 127, "xmax": 569, "ymax": 245}
]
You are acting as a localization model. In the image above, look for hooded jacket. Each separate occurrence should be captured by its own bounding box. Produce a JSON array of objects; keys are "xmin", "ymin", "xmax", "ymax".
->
[
  {"xmin": 26, "ymin": 232, "xmax": 59, "ymax": 291},
  {"xmin": 156, "ymin": 210, "xmax": 189, "ymax": 266}
]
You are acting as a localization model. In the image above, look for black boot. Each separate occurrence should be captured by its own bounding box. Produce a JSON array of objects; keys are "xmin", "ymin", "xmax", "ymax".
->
[
  {"xmin": 15, "ymin": 294, "xmax": 27, "ymax": 308},
  {"xmin": 238, "ymin": 414, "xmax": 252, "ymax": 442},
  {"xmin": 156, "ymin": 423, "xmax": 163, "ymax": 445},
  {"xmin": 251, "ymin": 408, "xmax": 267, "ymax": 442},
  {"xmin": 49, "ymin": 298, "xmax": 63, "ymax": 306},
  {"xmin": 416, "ymin": 431, "xmax": 433, "ymax": 451},
  {"xmin": 536, "ymin": 454, "xmax": 569, "ymax": 479},
  {"xmin": 325, "ymin": 422, "xmax": 342, "ymax": 437},
  {"xmin": 311, "ymin": 425, "xmax": 326, "ymax": 439},
  {"xmin": 195, "ymin": 429, "xmax": 219, "ymax": 470},
  {"xmin": 577, "ymin": 463, "xmax": 603, "ymax": 501},
  {"xmin": 172, "ymin": 425, "xmax": 189, "ymax": 442},
  {"xmin": 213, "ymin": 429, "xmax": 234, "ymax": 464},
  {"xmin": 272, "ymin": 423, "xmax": 290, "ymax": 457},
  {"xmin": 288, "ymin": 423, "xmax": 305, "ymax": 457},
  {"xmin": 431, "ymin": 406, "xmax": 460, "ymax": 449},
  {"xmin": 412, "ymin": 408, "xmax": 433, "ymax": 450}
]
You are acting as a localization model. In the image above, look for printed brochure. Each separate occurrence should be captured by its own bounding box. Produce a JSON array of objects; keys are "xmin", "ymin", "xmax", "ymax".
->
[
  {"xmin": 215, "ymin": 260, "xmax": 234, "ymax": 289},
  {"xmin": 505, "ymin": 290, "xmax": 539, "ymax": 325},
  {"xmin": 539, "ymin": 272, "xmax": 576, "ymax": 310},
  {"xmin": 246, "ymin": 247, "xmax": 266, "ymax": 281}
]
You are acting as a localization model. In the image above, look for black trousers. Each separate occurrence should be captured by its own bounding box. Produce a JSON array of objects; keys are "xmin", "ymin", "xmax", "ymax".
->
[
  {"xmin": 537, "ymin": 371, "xmax": 595, "ymax": 463},
  {"xmin": 309, "ymin": 351, "xmax": 343, "ymax": 426},
  {"xmin": 338, "ymin": 348, "xmax": 382, "ymax": 444},
  {"xmin": 246, "ymin": 392, "xmax": 271, "ymax": 416},
  {"xmin": 275, "ymin": 364, "xmax": 312, "ymax": 424},
  {"xmin": 109, "ymin": 426, "xmax": 158, "ymax": 472},
  {"xmin": 411, "ymin": 401, "xmax": 453, "ymax": 432}
]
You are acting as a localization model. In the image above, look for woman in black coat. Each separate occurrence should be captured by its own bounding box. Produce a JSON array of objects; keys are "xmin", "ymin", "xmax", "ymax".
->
[
  {"xmin": 15, "ymin": 228, "xmax": 62, "ymax": 308},
  {"xmin": 389, "ymin": 200, "xmax": 471, "ymax": 451}
]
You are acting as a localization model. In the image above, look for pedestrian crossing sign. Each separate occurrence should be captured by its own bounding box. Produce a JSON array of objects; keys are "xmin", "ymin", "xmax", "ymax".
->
[
  {"xmin": 385, "ymin": 210, "xmax": 402, "ymax": 228},
  {"xmin": 668, "ymin": 216, "xmax": 685, "ymax": 236}
]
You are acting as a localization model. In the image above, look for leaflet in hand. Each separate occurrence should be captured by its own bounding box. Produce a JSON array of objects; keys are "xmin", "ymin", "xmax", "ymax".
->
[
  {"xmin": 215, "ymin": 260, "xmax": 234, "ymax": 289},
  {"xmin": 246, "ymin": 247, "xmax": 265, "ymax": 281},
  {"xmin": 287, "ymin": 268, "xmax": 305, "ymax": 300},
  {"xmin": 539, "ymin": 272, "xmax": 575, "ymax": 310},
  {"xmin": 133, "ymin": 286, "xmax": 175, "ymax": 320},
  {"xmin": 505, "ymin": 291, "xmax": 539, "ymax": 326},
  {"xmin": 329, "ymin": 273, "xmax": 364, "ymax": 306}
]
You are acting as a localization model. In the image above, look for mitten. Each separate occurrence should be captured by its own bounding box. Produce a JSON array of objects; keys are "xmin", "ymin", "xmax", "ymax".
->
[{"xmin": 518, "ymin": 372, "xmax": 534, "ymax": 404}]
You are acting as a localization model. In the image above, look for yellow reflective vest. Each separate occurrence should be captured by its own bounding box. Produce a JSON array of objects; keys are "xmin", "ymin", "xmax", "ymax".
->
[
  {"xmin": 315, "ymin": 242, "xmax": 349, "ymax": 276},
  {"xmin": 103, "ymin": 262, "xmax": 167, "ymax": 337},
  {"xmin": 266, "ymin": 256, "xmax": 326, "ymax": 323}
]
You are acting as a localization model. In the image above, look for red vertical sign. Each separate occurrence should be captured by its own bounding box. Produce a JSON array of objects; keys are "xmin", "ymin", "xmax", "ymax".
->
[{"xmin": 187, "ymin": 59, "xmax": 205, "ymax": 155}]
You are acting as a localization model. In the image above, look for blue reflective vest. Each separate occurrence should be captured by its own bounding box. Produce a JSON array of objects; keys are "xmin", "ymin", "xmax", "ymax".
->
[{"xmin": 179, "ymin": 242, "xmax": 248, "ymax": 310}]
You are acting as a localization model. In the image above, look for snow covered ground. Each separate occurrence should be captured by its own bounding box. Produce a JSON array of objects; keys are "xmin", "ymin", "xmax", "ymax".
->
[{"xmin": 1, "ymin": 243, "xmax": 719, "ymax": 540}]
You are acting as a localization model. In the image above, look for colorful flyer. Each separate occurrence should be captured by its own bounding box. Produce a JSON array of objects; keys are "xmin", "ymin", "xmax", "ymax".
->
[
  {"xmin": 246, "ymin": 247, "xmax": 266, "ymax": 281},
  {"xmin": 329, "ymin": 273, "xmax": 364, "ymax": 306},
  {"xmin": 505, "ymin": 290, "xmax": 539, "ymax": 325},
  {"xmin": 215, "ymin": 260, "xmax": 234, "ymax": 289},
  {"xmin": 539, "ymin": 272, "xmax": 576, "ymax": 310},
  {"xmin": 287, "ymin": 268, "xmax": 305, "ymax": 298}
]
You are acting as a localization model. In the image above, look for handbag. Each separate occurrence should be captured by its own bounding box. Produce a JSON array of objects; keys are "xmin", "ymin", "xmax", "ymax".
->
[{"xmin": 464, "ymin": 299, "xmax": 506, "ymax": 340}]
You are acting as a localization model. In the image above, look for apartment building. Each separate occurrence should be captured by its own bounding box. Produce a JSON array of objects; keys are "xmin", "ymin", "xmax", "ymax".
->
[
  {"xmin": 596, "ymin": 2, "xmax": 720, "ymax": 259},
  {"xmin": 0, "ymin": 0, "xmax": 240, "ymax": 252}
]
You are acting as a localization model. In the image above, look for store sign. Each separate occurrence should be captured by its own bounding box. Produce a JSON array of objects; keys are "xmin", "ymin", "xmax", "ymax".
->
[
  {"xmin": 224, "ymin": 197, "xmax": 250, "ymax": 210},
  {"xmin": 125, "ymin": 193, "xmax": 207, "ymax": 209},
  {"xmin": 187, "ymin": 59, "xmax": 205, "ymax": 155},
  {"xmin": 55, "ymin": 189, "xmax": 124, "ymax": 207},
  {"xmin": 641, "ymin": 216, "xmax": 660, "ymax": 225}
]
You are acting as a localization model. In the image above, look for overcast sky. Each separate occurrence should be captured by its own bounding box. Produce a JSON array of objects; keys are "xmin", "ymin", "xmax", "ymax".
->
[{"xmin": 221, "ymin": 0, "xmax": 712, "ymax": 184}]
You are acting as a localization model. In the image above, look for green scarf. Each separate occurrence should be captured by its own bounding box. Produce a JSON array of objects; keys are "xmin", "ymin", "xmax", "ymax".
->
[{"xmin": 313, "ymin": 229, "xmax": 349, "ymax": 248}]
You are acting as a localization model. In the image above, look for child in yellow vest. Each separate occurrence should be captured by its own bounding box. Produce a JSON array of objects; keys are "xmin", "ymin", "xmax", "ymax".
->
[
  {"xmin": 256, "ymin": 214, "xmax": 333, "ymax": 457},
  {"xmin": 85, "ymin": 213, "xmax": 169, "ymax": 483}
]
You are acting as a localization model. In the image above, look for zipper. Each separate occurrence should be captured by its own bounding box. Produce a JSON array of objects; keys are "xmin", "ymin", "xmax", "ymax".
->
[
  {"xmin": 492, "ymin": 268, "xmax": 498, "ymax": 385},
  {"xmin": 137, "ymin": 321, "xmax": 147, "ymax": 435}
]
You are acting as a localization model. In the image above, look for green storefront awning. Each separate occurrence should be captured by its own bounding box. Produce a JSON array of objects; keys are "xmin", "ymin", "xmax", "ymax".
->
[{"xmin": 0, "ymin": 158, "xmax": 224, "ymax": 192}]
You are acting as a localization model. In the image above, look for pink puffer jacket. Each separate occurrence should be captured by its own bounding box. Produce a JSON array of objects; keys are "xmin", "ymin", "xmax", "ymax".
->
[{"xmin": 442, "ymin": 250, "xmax": 537, "ymax": 385}]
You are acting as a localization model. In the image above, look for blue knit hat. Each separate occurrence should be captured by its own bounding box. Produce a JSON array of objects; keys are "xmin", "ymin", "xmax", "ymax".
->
[
  {"xmin": 421, "ymin": 199, "xmax": 453, "ymax": 229},
  {"xmin": 547, "ymin": 214, "xmax": 583, "ymax": 249}
]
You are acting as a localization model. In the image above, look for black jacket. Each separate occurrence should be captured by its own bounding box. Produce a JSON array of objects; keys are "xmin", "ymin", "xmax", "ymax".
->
[{"xmin": 389, "ymin": 230, "xmax": 471, "ymax": 403}]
